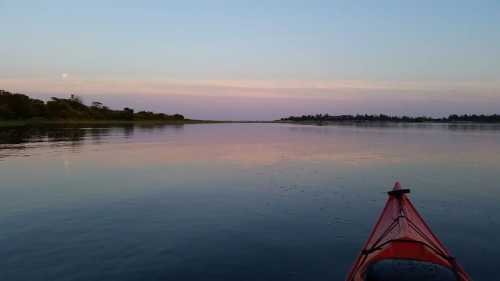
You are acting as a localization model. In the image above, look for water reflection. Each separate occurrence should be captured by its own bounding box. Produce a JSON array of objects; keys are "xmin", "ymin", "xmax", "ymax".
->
[
  {"xmin": 0, "ymin": 123, "xmax": 499, "ymax": 281},
  {"xmin": 2, "ymin": 122, "xmax": 500, "ymax": 164},
  {"xmin": 0, "ymin": 124, "xmax": 185, "ymax": 159},
  {"xmin": 2, "ymin": 122, "xmax": 500, "ymax": 145}
]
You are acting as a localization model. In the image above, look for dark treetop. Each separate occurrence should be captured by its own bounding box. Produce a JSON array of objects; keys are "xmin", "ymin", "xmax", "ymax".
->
[{"xmin": 0, "ymin": 90, "xmax": 184, "ymax": 121}]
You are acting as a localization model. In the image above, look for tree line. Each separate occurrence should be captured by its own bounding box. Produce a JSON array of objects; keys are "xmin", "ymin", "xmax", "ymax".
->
[
  {"xmin": 280, "ymin": 113, "xmax": 500, "ymax": 123},
  {"xmin": 0, "ymin": 90, "xmax": 184, "ymax": 121}
]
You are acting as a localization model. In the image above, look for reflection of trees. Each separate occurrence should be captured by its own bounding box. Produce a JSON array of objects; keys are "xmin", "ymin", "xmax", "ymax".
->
[
  {"xmin": 89, "ymin": 127, "xmax": 105, "ymax": 142},
  {"xmin": 287, "ymin": 122, "xmax": 500, "ymax": 133},
  {"xmin": 446, "ymin": 123, "xmax": 500, "ymax": 131},
  {"xmin": 122, "ymin": 125, "xmax": 135, "ymax": 138},
  {"xmin": 0, "ymin": 124, "xmax": 185, "ymax": 158},
  {"xmin": 47, "ymin": 128, "xmax": 87, "ymax": 143},
  {"xmin": 0, "ymin": 124, "xmax": 187, "ymax": 159},
  {"xmin": 0, "ymin": 127, "xmax": 50, "ymax": 144}
]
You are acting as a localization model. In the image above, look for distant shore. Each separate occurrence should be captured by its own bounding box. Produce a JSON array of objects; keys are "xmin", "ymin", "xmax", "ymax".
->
[
  {"xmin": 275, "ymin": 120, "xmax": 500, "ymax": 126},
  {"xmin": 279, "ymin": 114, "xmax": 500, "ymax": 124}
]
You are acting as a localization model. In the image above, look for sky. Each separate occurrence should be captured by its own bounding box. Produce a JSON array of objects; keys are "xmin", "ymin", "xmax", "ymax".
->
[{"xmin": 1, "ymin": 0, "xmax": 499, "ymax": 120}]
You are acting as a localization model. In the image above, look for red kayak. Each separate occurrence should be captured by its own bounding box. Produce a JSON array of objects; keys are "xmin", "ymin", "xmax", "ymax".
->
[{"xmin": 346, "ymin": 182, "xmax": 472, "ymax": 281}]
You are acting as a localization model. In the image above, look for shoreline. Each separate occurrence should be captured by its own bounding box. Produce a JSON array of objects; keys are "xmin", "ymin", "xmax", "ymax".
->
[
  {"xmin": 2, "ymin": 119, "xmax": 500, "ymax": 128},
  {"xmin": 274, "ymin": 120, "xmax": 500, "ymax": 126},
  {"xmin": 0, "ymin": 119, "xmax": 227, "ymax": 128}
]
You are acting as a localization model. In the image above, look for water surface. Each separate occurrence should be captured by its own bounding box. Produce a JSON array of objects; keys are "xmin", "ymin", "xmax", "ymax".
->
[{"xmin": 1, "ymin": 123, "xmax": 499, "ymax": 281}]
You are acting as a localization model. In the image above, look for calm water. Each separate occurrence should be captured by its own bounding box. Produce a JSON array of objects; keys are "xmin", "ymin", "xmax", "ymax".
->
[{"xmin": 1, "ymin": 123, "xmax": 499, "ymax": 281}]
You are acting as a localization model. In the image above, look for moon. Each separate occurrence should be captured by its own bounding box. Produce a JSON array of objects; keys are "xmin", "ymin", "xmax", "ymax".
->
[{"xmin": 61, "ymin": 73, "xmax": 68, "ymax": 79}]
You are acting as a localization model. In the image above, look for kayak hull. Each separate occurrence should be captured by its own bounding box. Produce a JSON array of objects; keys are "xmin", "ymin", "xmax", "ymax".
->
[{"xmin": 345, "ymin": 182, "xmax": 472, "ymax": 281}]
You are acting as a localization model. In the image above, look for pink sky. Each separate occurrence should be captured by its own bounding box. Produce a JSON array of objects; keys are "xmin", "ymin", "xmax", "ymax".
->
[{"xmin": 1, "ymin": 78, "xmax": 499, "ymax": 120}]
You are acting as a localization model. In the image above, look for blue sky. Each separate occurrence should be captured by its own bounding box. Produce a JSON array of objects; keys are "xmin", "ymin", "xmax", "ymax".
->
[{"xmin": 1, "ymin": 1, "xmax": 499, "ymax": 119}]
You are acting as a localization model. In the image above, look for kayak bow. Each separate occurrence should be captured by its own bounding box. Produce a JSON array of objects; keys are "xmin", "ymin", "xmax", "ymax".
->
[{"xmin": 346, "ymin": 182, "xmax": 472, "ymax": 281}]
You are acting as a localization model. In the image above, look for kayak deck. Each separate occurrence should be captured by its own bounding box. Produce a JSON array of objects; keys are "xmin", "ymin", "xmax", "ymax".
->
[
  {"xmin": 366, "ymin": 259, "xmax": 460, "ymax": 281},
  {"xmin": 345, "ymin": 182, "xmax": 472, "ymax": 281}
]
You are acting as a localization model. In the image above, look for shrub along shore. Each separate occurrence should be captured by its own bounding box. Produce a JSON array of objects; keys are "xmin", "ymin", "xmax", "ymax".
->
[{"xmin": 0, "ymin": 89, "xmax": 222, "ymax": 127}]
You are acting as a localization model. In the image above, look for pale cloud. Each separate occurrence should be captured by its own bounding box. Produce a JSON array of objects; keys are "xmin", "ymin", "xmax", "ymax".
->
[{"xmin": 1, "ymin": 78, "xmax": 499, "ymax": 100}]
